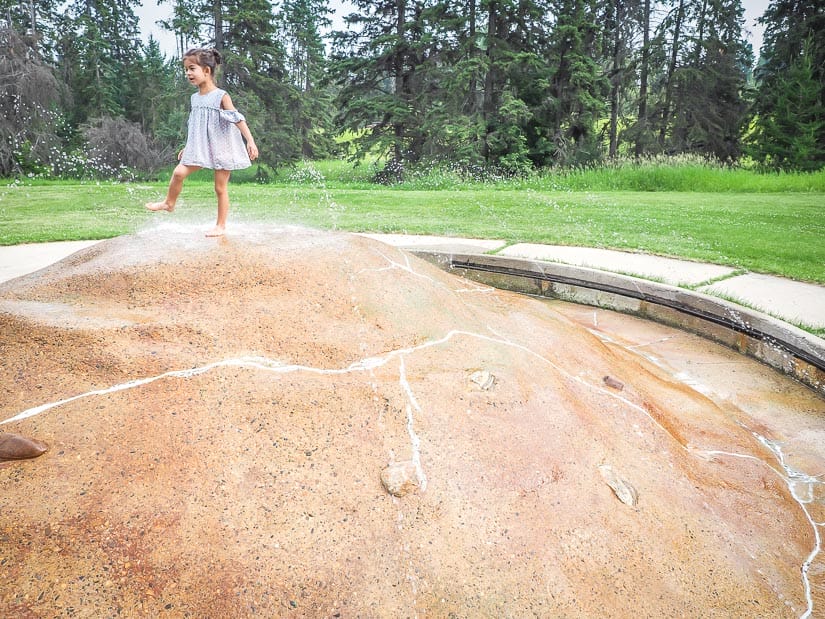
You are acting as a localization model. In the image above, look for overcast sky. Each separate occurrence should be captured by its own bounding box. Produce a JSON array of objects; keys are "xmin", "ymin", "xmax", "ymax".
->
[{"xmin": 136, "ymin": 0, "xmax": 771, "ymax": 60}]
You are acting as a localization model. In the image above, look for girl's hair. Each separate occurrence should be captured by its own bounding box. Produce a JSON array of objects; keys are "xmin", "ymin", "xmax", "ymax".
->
[{"xmin": 182, "ymin": 48, "xmax": 222, "ymax": 75}]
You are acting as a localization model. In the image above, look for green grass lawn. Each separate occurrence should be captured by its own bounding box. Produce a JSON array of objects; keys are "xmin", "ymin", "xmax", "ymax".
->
[{"xmin": 1, "ymin": 165, "xmax": 823, "ymax": 284}]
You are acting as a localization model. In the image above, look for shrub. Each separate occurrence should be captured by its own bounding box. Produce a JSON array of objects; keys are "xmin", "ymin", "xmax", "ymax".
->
[{"xmin": 82, "ymin": 117, "xmax": 167, "ymax": 178}]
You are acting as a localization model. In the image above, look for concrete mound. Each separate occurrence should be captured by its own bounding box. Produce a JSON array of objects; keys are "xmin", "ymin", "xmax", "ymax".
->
[{"xmin": 1, "ymin": 226, "xmax": 822, "ymax": 617}]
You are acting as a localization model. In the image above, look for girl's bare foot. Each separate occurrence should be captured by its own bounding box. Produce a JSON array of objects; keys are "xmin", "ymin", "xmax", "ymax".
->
[
  {"xmin": 205, "ymin": 226, "xmax": 225, "ymax": 237},
  {"xmin": 145, "ymin": 201, "xmax": 175, "ymax": 212}
]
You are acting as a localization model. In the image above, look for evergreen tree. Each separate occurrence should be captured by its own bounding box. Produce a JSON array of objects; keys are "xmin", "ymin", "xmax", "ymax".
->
[
  {"xmin": 277, "ymin": 0, "xmax": 336, "ymax": 158},
  {"xmin": 666, "ymin": 0, "xmax": 750, "ymax": 160},
  {"xmin": 330, "ymin": 0, "xmax": 428, "ymax": 171},
  {"xmin": 603, "ymin": 0, "xmax": 642, "ymax": 158},
  {"xmin": 537, "ymin": 0, "xmax": 608, "ymax": 166},
  {"xmin": 632, "ymin": 0, "xmax": 653, "ymax": 157},
  {"xmin": 425, "ymin": 0, "xmax": 488, "ymax": 163},
  {"xmin": 751, "ymin": 37, "xmax": 825, "ymax": 170},
  {"xmin": 54, "ymin": 0, "xmax": 142, "ymax": 122},
  {"xmin": 127, "ymin": 38, "xmax": 188, "ymax": 153},
  {"xmin": 751, "ymin": 0, "xmax": 825, "ymax": 170},
  {"xmin": 479, "ymin": 0, "xmax": 551, "ymax": 171},
  {"xmin": 158, "ymin": 0, "xmax": 204, "ymax": 55},
  {"xmin": 0, "ymin": 0, "xmax": 60, "ymax": 55},
  {"xmin": 222, "ymin": 0, "xmax": 299, "ymax": 168}
]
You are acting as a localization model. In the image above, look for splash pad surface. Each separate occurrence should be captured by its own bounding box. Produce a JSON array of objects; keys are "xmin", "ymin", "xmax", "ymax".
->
[{"xmin": 1, "ymin": 225, "xmax": 823, "ymax": 616}]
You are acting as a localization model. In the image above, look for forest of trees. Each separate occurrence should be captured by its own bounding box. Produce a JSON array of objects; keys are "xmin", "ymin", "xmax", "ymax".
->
[{"xmin": 1, "ymin": 0, "xmax": 823, "ymax": 180}]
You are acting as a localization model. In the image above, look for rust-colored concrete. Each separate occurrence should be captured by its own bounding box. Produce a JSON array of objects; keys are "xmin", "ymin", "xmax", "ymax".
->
[{"xmin": 1, "ymin": 226, "xmax": 822, "ymax": 617}]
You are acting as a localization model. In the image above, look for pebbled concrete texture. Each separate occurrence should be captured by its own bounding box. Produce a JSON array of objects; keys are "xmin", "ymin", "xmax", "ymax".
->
[
  {"xmin": 1, "ymin": 226, "xmax": 822, "ymax": 616},
  {"xmin": 415, "ymin": 251, "xmax": 825, "ymax": 392}
]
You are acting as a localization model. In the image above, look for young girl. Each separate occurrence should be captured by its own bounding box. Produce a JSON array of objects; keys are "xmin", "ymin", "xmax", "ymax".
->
[{"xmin": 146, "ymin": 48, "xmax": 258, "ymax": 237}]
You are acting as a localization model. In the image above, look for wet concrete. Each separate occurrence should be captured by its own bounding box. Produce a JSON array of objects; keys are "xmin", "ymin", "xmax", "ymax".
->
[
  {"xmin": 499, "ymin": 243, "xmax": 736, "ymax": 286},
  {"xmin": 0, "ymin": 225, "xmax": 823, "ymax": 617},
  {"xmin": 700, "ymin": 273, "xmax": 825, "ymax": 330},
  {"xmin": 0, "ymin": 241, "xmax": 101, "ymax": 285}
]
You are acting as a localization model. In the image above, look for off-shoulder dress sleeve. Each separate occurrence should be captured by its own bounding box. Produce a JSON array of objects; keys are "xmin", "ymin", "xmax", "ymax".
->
[{"xmin": 219, "ymin": 109, "xmax": 246, "ymax": 124}]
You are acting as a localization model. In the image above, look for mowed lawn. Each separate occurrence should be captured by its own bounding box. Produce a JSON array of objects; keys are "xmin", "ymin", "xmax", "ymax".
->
[{"xmin": 1, "ymin": 181, "xmax": 823, "ymax": 284}]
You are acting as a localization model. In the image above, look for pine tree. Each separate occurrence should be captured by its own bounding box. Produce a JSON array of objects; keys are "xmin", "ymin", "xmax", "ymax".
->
[
  {"xmin": 603, "ymin": 0, "xmax": 642, "ymax": 158},
  {"xmin": 277, "ymin": 0, "xmax": 335, "ymax": 158},
  {"xmin": 751, "ymin": 38, "xmax": 825, "ymax": 170},
  {"xmin": 126, "ymin": 38, "xmax": 188, "ymax": 153},
  {"xmin": 221, "ymin": 0, "xmax": 299, "ymax": 168},
  {"xmin": 538, "ymin": 0, "xmax": 608, "ymax": 166},
  {"xmin": 0, "ymin": 0, "xmax": 60, "ymax": 55},
  {"xmin": 54, "ymin": 0, "xmax": 142, "ymax": 122},
  {"xmin": 330, "ymin": 0, "xmax": 429, "ymax": 172},
  {"xmin": 751, "ymin": 0, "xmax": 825, "ymax": 170},
  {"xmin": 632, "ymin": 0, "xmax": 653, "ymax": 157},
  {"xmin": 665, "ymin": 0, "xmax": 750, "ymax": 161}
]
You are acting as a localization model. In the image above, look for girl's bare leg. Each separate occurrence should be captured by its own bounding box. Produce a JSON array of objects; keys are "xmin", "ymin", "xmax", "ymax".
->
[
  {"xmin": 206, "ymin": 169, "xmax": 231, "ymax": 237},
  {"xmin": 146, "ymin": 164, "xmax": 200, "ymax": 212}
]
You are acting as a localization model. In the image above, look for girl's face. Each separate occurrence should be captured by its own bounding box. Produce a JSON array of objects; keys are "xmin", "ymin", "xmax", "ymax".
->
[{"xmin": 183, "ymin": 57, "xmax": 213, "ymax": 88}]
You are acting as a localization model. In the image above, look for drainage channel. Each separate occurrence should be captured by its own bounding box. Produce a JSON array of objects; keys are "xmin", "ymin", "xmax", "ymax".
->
[{"xmin": 414, "ymin": 251, "xmax": 825, "ymax": 396}]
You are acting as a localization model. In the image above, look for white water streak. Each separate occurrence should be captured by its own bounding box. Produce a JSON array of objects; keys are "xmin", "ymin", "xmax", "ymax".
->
[
  {"xmin": 754, "ymin": 435, "xmax": 822, "ymax": 619},
  {"xmin": 1, "ymin": 329, "xmax": 553, "ymax": 426},
  {"xmin": 3, "ymin": 327, "xmax": 821, "ymax": 617},
  {"xmin": 372, "ymin": 248, "xmax": 440, "ymax": 286},
  {"xmin": 398, "ymin": 356, "xmax": 427, "ymax": 491},
  {"xmin": 598, "ymin": 330, "xmax": 822, "ymax": 618},
  {"xmin": 2, "ymin": 355, "xmax": 391, "ymax": 425}
]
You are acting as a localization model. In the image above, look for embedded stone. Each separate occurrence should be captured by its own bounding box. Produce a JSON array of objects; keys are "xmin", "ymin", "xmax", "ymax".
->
[
  {"xmin": 0, "ymin": 433, "xmax": 48, "ymax": 461},
  {"xmin": 469, "ymin": 370, "xmax": 495, "ymax": 390},
  {"xmin": 603, "ymin": 375, "xmax": 624, "ymax": 390},
  {"xmin": 380, "ymin": 461, "xmax": 420, "ymax": 497},
  {"xmin": 599, "ymin": 464, "xmax": 638, "ymax": 506}
]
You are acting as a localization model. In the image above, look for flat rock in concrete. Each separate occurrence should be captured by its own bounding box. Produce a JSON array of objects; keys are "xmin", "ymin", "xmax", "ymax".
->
[
  {"xmin": 700, "ymin": 272, "xmax": 825, "ymax": 329},
  {"xmin": 0, "ymin": 226, "xmax": 822, "ymax": 617},
  {"xmin": 500, "ymin": 243, "xmax": 736, "ymax": 286}
]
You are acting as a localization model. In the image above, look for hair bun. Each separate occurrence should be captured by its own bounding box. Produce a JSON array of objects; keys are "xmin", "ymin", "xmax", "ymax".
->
[{"xmin": 212, "ymin": 48, "xmax": 222, "ymax": 65}]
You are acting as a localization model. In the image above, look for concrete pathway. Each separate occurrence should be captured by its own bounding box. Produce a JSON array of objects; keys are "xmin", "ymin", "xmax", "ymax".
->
[
  {"xmin": 699, "ymin": 273, "xmax": 825, "ymax": 329},
  {"xmin": 2, "ymin": 235, "xmax": 824, "ymax": 331},
  {"xmin": 0, "ymin": 241, "xmax": 101, "ymax": 285},
  {"xmin": 499, "ymin": 243, "xmax": 736, "ymax": 287},
  {"xmin": 363, "ymin": 235, "xmax": 825, "ymax": 331}
]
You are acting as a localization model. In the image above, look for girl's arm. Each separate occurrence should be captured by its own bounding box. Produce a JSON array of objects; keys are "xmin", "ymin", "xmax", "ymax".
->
[{"xmin": 221, "ymin": 93, "xmax": 259, "ymax": 161}]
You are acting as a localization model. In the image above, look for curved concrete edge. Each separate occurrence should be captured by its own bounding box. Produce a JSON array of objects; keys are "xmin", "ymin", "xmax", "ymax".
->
[{"xmin": 412, "ymin": 250, "xmax": 825, "ymax": 396}]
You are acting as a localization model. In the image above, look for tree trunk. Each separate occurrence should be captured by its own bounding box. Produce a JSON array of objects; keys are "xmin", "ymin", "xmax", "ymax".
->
[
  {"xmin": 608, "ymin": 0, "xmax": 623, "ymax": 158},
  {"xmin": 481, "ymin": 0, "xmax": 499, "ymax": 161},
  {"xmin": 213, "ymin": 0, "xmax": 223, "ymax": 51},
  {"xmin": 634, "ymin": 0, "xmax": 650, "ymax": 158},
  {"xmin": 658, "ymin": 0, "xmax": 685, "ymax": 147},
  {"xmin": 393, "ymin": 0, "xmax": 406, "ymax": 163},
  {"xmin": 468, "ymin": 0, "xmax": 478, "ymax": 114}
]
